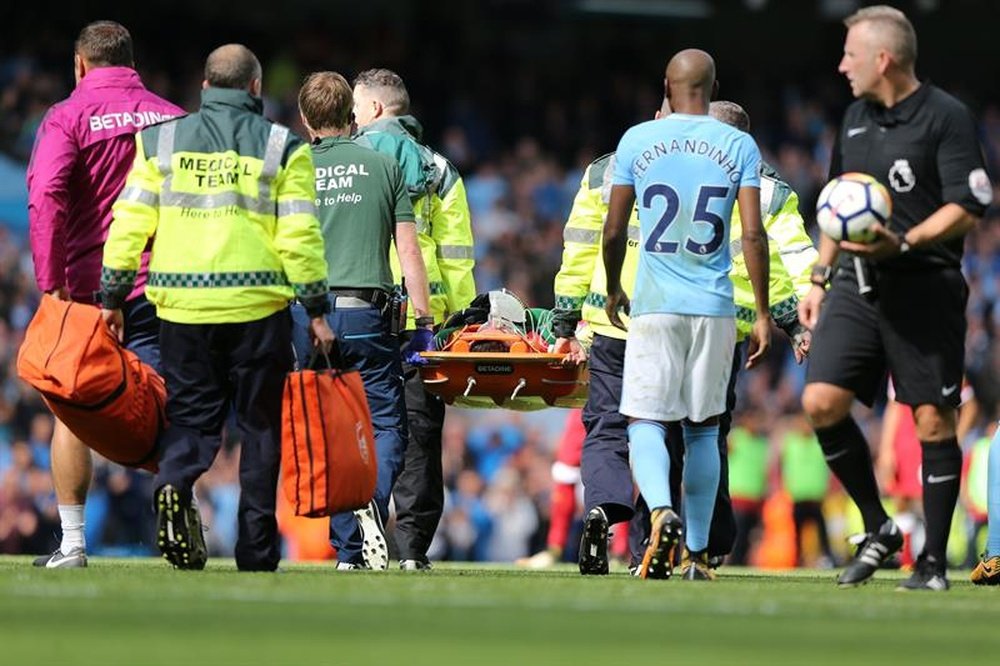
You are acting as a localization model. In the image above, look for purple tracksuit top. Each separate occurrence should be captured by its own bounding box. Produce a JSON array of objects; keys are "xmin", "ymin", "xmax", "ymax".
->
[{"xmin": 27, "ymin": 67, "xmax": 184, "ymax": 303}]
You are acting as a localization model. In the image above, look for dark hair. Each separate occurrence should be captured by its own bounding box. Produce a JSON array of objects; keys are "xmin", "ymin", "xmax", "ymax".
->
[
  {"xmin": 75, "ymin": 21, "xmax": 133, "ymax": 67},
  {"xmin": 299, "ymin": 72, "xmax": 353, "ymax": 130},
  {"xmin": 353, "ymin": 68, "xmax": 410, "ymax": 115},
  {"xmin": 204, "ymin": 44, "xmax": 262, "ymax": 90}
]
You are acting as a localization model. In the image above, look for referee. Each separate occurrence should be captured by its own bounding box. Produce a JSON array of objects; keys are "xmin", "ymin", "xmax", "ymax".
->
[{"xmin": 800, "ymin": 5, "xmax": 993, "ymax": 591}]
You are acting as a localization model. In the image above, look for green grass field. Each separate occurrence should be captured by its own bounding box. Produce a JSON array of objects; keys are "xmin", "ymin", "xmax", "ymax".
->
[{"xmin": 1, "ymin": 557, "xmax": 997, "ymax": 665}]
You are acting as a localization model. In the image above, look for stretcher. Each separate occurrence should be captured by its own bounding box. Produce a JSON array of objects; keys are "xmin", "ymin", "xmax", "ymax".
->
[{"xmin": 418, "ymin": 324, "xmax": 588, "ymax": 411}]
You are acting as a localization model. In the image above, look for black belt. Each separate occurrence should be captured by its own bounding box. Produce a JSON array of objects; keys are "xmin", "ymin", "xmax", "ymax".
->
[{"xmin": 329, "ymin": 288, "xmax": 390, "ymax": 309}]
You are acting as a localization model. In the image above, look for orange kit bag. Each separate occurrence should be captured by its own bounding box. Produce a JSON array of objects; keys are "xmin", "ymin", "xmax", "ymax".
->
[
  {"xmin": 16, "ymin": 295, "xmax": 166, "ymax": 473},
  {"xmin": 281, "ymin": 347, "xmax": 377, "ymax": 518}
]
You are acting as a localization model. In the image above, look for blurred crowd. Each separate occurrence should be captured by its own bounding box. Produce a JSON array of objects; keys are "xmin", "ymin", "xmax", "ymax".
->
[{"xmin": 2, "ymin": 44, "xmax": 1000, "ymax": 566}]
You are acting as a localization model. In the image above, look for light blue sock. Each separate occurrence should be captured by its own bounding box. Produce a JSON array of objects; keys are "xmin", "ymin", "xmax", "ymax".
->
[
  {"xmin": 628, "ymin": 420, "xmax": 672, "ymax": 510},
  {"xmin": 682, "ymin": 422, "xmax": 721, "ymax": 552},
  {"xmin": 987, "ymin": 426, "xmax": 1000, "ymax": 557}
]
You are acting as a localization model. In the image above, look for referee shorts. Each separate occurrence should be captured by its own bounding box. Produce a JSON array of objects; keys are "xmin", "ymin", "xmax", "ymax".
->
[{"xmin": 805, "ymin": 267, "xmax": 967, "ymax": 409}]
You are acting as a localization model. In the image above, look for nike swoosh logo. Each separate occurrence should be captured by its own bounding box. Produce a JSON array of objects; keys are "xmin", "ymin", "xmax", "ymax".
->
[
  {"xmin": 941, "ymin": 384, "xmax": 958, "ymax": 396},
  {"xmin": 824, "ymin": 449, "xmax": 850, "ymax": 462},
  {"xmin": 926, "ymin": 474, "xmax": 958, "ymax": 484},
  {"xmin": 847, "ymin": 126, "xmax": 868, "ymax": 137}
]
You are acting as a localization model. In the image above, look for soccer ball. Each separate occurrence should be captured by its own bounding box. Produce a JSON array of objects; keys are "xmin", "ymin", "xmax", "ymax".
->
[{"xmin": 815, "ymin": 172, "xmax": 892, "ymax": 243}]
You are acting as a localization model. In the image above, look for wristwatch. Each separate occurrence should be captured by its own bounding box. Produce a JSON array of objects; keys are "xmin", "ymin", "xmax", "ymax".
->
[
  {"xmin": 898, "ymin": 239, "xmax": 912, "ymax": 254},
  {"xmin": 810, "ymin": 264, "xmax": 832, "ymax": 288},
  {"xmin": 415, "ymin": 315, "xmax": 435, "ymax": 328}
]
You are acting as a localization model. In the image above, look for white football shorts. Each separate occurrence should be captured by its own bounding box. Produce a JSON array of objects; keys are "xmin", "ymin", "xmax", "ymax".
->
[{"xmin": 619, "ymin": 313, "xmax": 736, "ymax": 423}]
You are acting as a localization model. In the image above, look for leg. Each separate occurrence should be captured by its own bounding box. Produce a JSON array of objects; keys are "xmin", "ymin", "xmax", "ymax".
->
[
  {"xmin": 580, "ymin": 335, "xmax": 634, "ymax": 523},
  {"xmin": 882, "ymin": 268, "xmax": 967, "ymax": 590},
  {"xmin": 972, "ymin": 427, "xmax": 1000, "ymax": 585},
  {"xmin": 392, "ymin": 331, "xmax": 446, "ymax": 566},
  {"xmin": 33, "ymin": 421, "xmax": 92, "ymax": 567},
  {"xmin": 229, "ymin": 309, "xmax": 293, "ymax": 572},
  {"xmin": 155, "ymin": 320, "xmax": 230, "ymax": 570},
  {"xmin": 330, "ymin": 305, "xmax": 407, "ymax": 569},
  {"xmin": 579, "ymin": 335, "xmax": 632, "ymax": 575}
]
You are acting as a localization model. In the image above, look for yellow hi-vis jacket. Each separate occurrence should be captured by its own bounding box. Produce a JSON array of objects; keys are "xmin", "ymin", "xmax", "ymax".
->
[
  {"xmin": 101, "ymin": 88, "xmax": 328, "ymax": 324},
  {"xmin": 553, "ymin": 153, "xmax": 817, "ymax": 341},
  {"xmin": 356, "ymin": 116, "xmax": 476, "ymax": 326}
]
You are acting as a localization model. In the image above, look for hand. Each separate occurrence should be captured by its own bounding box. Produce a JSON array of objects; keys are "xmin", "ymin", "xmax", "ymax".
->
[
  {"xmin": 309, "ymin": 317, "xmax": 336, "ymax": 356},
  {"xmin": 101, "ymin": 308, "xmax": 125, "ymax": 343},
  {"xmin": 797, "ymin": 284, "xmax": 826, "ymax": 330},
  {"xmin": 404, "ymin": 327, "xmax": 435, "ymax": 366},
  {"xmin": 787, "ymin": 323, "xmax": 812, "ymax": 364},
  {"xmin": 605, "ymin": 290, "xmax": 630, "ymax": 332},
  {"xmin": 553, "ymin": 337, "xmax": 587, "ymax": 365},
  {"xmin": 745, "ymin": 316, "xmax": 771, "ymax": 369},
  {"xmin": 46, "ymin": 287, "xmax": 70, "ymax": 301},
  {"xmin": 839, "ymin": 223, "xmax": 902, "ymax": 261}
]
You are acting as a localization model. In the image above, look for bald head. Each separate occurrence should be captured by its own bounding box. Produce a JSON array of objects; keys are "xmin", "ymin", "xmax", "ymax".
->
[
  {"xmin": 664, "ymin": 49, "xmax": 716, "ymax": 114},
  {"xmin": 204, "ymin": 44, "xmax": 262, "ymax": 91},
  {"xmin": 666, "ymin": 49, "xmax": 715, "ymax": 92}
]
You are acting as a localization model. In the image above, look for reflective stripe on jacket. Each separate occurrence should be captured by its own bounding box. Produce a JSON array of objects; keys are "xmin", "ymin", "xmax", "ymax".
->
[{"xmin": 101, "ymin": 88, "xmax": 327, "ymax": 324}]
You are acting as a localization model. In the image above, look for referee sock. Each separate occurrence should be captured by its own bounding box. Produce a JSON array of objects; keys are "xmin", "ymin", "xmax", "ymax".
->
[
  {"xmin": 814, "ymin": 416, "xmax": 888, "ymax": 533},
  {"xmin": 921, "ymin": 438, "xmax": 962, "ymax": 563},
  {"xmin": 627, "ymin": 420, "xmax": 672, "ymax": 511},
  {"xmin": 987, "ymin": 428, "xmax": 1000, "ymax": 558},
  {"xmin": 681, "ymin": 422, "xmax": 721, "ymax": 553}
]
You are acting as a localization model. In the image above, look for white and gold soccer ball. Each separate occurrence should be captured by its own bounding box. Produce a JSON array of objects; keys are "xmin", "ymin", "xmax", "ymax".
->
[{"xmin": 815, "ymin": 172, "xmax": 892, "ymax": 243}]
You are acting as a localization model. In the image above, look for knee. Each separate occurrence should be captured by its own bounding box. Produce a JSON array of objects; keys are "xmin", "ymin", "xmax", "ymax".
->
[
  {"xmin": 801, "ymin": 385, "xmax": 851, "ymax": 428},
  {"xmin": 913, "ymin": 405, "xmax": 956, "ymax": 441}
]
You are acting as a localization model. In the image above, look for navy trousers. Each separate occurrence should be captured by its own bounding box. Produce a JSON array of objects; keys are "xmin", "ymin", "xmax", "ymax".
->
[
  {"xmin": 291, "ymin": 297, "xmax": 407, "ymax": 565},
  {"xmin": 155, "ymin": 308, "xmax": 293, "ymax": 572}
]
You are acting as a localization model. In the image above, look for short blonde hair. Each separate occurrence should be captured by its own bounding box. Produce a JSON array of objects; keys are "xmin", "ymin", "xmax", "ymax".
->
[
  {"xmin": 298, "ymin": 71, "xmax": 353, "ymax": 131},
  {"xmin": 844, "ymin": 5, "xmax": 917, "ymax": 70}
]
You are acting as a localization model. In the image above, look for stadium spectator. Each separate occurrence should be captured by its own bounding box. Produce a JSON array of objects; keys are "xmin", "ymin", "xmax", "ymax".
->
[
  {"xmin": 25, "ymin": 20, "xmax": 183, "ymax": 569},
  {"xmin": 800, "ymin": 5, "xmax": 993, "ymax": 590},
  {"xmin": 352, "ymin": 68, "xmax": 477, "ymax": 572},
  {"xmin": 99, "ymin": 43, "xmax": 334, "ymax": 571},
  {"xmin": 294, "ymin": 70, "xmax": 431, "ymax": 571}
]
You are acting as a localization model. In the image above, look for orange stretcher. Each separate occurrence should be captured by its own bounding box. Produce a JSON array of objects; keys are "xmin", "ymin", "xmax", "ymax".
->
[{"xmin": 418, "ymin": 325, "xmax": 588, "ymax": 411}]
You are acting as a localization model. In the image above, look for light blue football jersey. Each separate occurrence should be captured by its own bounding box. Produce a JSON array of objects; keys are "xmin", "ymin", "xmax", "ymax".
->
[{"xmin": 612, "ymin": 113, "xmax": 762, "ymax": 317}]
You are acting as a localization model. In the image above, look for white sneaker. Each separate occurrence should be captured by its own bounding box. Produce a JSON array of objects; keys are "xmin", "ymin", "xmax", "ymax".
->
[
  {"xmin": 354, "ymin": 500, "xmax": 389, "ymax": 571},
  {"xmin": 32, "ymin": 547, "xmax": 88, "ymax": 569},
  {"xmin": 336, "ymin": 561, "xmax": 365, "ymax": 571}
]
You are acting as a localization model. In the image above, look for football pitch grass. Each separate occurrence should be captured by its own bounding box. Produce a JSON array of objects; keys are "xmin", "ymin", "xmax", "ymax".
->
[{"xmin": 1, "ymin": 558, "xmax": 997, "ymax": 665}]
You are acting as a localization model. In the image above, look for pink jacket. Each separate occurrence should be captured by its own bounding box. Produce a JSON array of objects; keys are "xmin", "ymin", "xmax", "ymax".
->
[{"xmin": 27, "ymin": 67, "xmax": 184, "ymax": 303}]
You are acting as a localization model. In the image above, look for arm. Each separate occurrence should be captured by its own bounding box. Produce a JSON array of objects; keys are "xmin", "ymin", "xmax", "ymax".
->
[
  {"xmin": 100, "ymin": 133, "xmax": 163, "ymax": 339},
  {"xmin": 798, "ymin": 233, "xmax": 840, "ymax": 330},
  {"xmin": 739, "ymin": 184, "xmax": 771, "ymax": 368},
  {"xmin": 397, "ymin": 222, "xmax": 431, "ymax": 318},
  {"xmin": 272, "ymin": 141, "xmax": 333, "ymax": 352},
  {"xmin": 390, "ymin": 161, "xmax": 431, "ymax": 319},
  {"xmin": 552, "ymin": 166, "xmax": 604, "ymax": 362},
  {"xmin": 765, "ymin": 191, "xmax": 818, "ymax": 300},
  {"xmin": 602, "ymin": 184, "xmax": 634, "ymax": 331},
  {"xmin": 433, "ymin": 175, "xmax": 477, "ymax": 313},
  {"xmin": 27, "ymin": 109, "xmax": 76, "ymax": 297}
]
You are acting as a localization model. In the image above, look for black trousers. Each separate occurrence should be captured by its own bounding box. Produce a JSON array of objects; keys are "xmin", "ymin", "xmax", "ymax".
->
[
  {"xmin": 392, "ymin": 332, "xmax": 447, "ymax": 561},
  {"xmin": 155, "ymin": 308, "xmax": 293, "ymax": 572}
]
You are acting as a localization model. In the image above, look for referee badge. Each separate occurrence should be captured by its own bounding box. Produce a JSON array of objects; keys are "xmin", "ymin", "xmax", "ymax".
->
[
  {"xmin": 969, "ymin": 168, "xmax": 993, "ymax": 206},
  {"xmin": 888, "ymin": 159, "xmax": 916, "ymax": 193}
]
